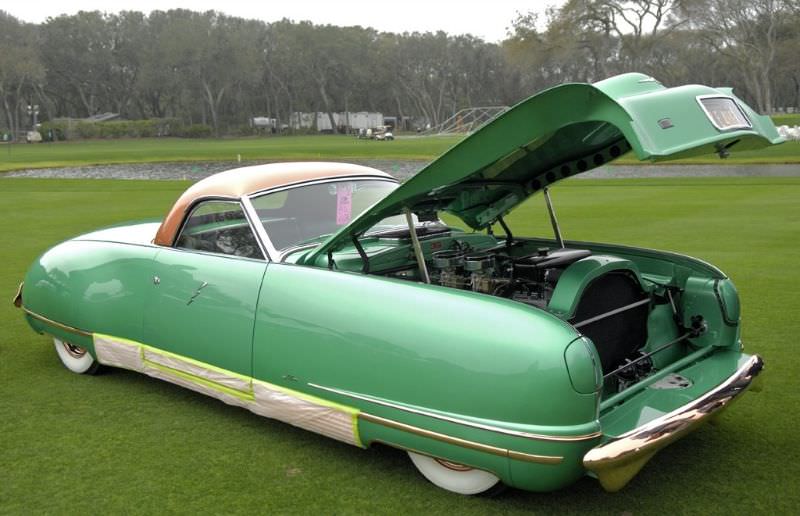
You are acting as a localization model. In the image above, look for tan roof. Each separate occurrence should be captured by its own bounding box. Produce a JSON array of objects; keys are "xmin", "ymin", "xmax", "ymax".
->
[{"xmin": 154, "ymin": 162, "xmax": 393, "ymax": 246}]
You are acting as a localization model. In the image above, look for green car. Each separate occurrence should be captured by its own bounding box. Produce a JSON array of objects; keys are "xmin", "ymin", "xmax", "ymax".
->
[{"xmin": 16, "ymin": 73, "xmax": 779, "ymax": 495}]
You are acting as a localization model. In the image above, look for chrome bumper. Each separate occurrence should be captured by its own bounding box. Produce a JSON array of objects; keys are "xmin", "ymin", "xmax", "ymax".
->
[{"xmin": 583, "ymin": 353, "xmax": 764, "ymax": 492}]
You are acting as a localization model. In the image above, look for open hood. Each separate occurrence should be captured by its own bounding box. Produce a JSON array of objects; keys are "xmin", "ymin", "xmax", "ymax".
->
[{"xmin": 304, "ymin": 73, "xmax": 782, "ymax": 264}]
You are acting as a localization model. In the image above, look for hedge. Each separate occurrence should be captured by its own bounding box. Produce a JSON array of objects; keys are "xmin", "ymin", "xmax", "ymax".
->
[{"xmin": 38, "ymin": 119, "xmax": 213, "ymax": 140}]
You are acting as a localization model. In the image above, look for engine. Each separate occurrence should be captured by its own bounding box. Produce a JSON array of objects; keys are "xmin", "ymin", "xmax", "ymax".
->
[{"xmin": 430, "ymin": 245, "xmax": 592, "ymax": 309}]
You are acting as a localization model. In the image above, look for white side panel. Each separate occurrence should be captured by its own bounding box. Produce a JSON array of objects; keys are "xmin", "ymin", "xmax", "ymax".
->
[
  {"xmin": 251, "ymin": 381, "xmax": 359, "ymax": 446},
  {"xmin": 142, "ymin": 349, "xmax": 251, "ymax": 393},
  {"xmin": 94, "ymin": 334, "xmax": 143, "ymax": 371},
  {"xmin": 143, "ymin": 367, "xmax": 251, "ymax": 409},
  {"xmin": 92, "ymin": 333, "xmax": 361, "ymax": 447}
]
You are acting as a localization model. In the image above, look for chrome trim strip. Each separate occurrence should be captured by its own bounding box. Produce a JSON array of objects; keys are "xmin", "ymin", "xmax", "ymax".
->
[
  {"xmin": 584, "ymin": 353, "xmax": 764, "ymax": 492},
  {"xmin": 359, "ymin": 412, "xmax": 563, "ymax": 465},
  {"xmin": 22, "ymin": 307, "xmax": 92, "ymax": 337},
  {"xmin": 240, "ymin": 195, "xmax": 276, "ymax": 261},
  {"xmin": 247, "ymin": 175, "xmax": 398, "ymax": 198},
  {"xmin": 309, "ymin": 382, "xmax": 602, "ymax": 443}
]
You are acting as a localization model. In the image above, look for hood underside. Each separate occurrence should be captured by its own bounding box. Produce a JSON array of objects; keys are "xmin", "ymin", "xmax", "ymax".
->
[{"xmin": 304, "ymin": 73, "xmax": 783, "ymax": 264}]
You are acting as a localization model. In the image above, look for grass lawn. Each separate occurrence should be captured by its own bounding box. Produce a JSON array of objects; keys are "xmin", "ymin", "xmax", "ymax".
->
[
  {"xmin": 0, "ymin": 135, "xmax": 463, "ymax": 173},
  {"xmin": 771, "ymin": 113, "xmax": 800, "ymax": 126},
  {"xmin": 1, "ymin": 177, "xmax": 799, "ymax": 514},
  {"xmin": 1, "ymin": 134, "xmax": 799, "ymax": 174}
]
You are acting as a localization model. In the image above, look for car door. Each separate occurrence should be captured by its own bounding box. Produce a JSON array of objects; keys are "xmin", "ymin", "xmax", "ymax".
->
[{"xmin": 143, "ymin": 199, "xmax": 267, "ymax": 377}]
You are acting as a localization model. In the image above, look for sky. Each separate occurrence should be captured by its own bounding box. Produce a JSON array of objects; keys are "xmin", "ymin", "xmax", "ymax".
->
[{"xmin": 4, "ymin": 0, "xmax": 558, "ymax": 43}]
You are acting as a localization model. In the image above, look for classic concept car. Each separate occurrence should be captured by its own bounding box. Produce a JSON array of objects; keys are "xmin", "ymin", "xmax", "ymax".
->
[{"xmin": 16, "ymin": 73, "xmax": 779, "ymax": 495}]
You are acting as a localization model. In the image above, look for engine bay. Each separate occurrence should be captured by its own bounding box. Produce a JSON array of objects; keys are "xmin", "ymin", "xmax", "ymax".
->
[{"xmin": 428, "ymin": 244, "xmax": 592, "ymax": 309}]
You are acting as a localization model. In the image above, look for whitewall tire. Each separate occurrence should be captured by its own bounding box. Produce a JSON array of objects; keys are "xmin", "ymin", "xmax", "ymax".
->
[
  {"xmin": 408, "ymin": 452, "xmax": 501, "ymax": 495},
  {"xmin": 53, "ymin": 337, "xmax": 100, "ymax": 374}
]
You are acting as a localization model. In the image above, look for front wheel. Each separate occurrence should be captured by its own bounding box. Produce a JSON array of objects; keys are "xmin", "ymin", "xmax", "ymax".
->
[
  {"xmin": 408, "ymin": 452, "xmax": 501, "ymax": 495},
  {"xmin": 53, "ymin": 337, "xmax": 100, "ymax": 374}
]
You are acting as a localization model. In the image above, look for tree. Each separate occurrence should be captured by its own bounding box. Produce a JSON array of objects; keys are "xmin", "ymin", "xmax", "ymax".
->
[
  {"xmin": 0, "ymin": 11, "xmax": 44, "ymax": 136},
  {"xmin": 40, "ymin": 11, "xmax": 116, "ymax": 116},
  {"xmin": 678, "ymin": 0, "xmax": 791, "ymax": 113}
]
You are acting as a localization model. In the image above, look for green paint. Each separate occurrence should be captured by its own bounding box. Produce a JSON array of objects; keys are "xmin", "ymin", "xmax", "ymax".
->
[{"xmin": 142, "ymin": 248, "xmax": 266, "ymax": 377}]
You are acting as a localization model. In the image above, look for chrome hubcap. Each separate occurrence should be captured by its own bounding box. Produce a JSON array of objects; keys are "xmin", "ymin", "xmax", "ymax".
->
[
  {"xmin": 63, "ymin": 342, "xmax": 87, "ymax": 359},
  {"xmin": 434, "ymin": 458, "xmax": 473, "ymax": 472}
]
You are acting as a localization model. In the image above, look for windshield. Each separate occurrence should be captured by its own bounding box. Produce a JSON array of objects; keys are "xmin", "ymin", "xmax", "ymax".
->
[{"xmin": 250, "ymin": 179, "xmax": 407, "ymax": 251}]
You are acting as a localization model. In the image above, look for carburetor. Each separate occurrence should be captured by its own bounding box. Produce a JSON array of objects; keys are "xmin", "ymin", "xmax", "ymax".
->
[
  {"xmin": 464, "ymin": 251, "xmax": 506, "ymax": 294},
  {"xmin": 432, "ymin": 249, "xmax": 469, "ymax": 289}
]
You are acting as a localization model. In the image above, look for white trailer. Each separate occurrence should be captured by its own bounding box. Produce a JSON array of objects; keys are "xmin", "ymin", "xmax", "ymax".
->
[{"xmin": 290, "ymin": 112, "xmax": 383, "ymax": 132}]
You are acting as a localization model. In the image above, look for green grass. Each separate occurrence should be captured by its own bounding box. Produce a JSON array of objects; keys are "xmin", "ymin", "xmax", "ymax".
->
[
  {"xmin": 0, "ymin": 135, "xmax": 463, "ymax": 173},
  {"xmin": 771, "ymin": 113, "xmax": 800, "ymax": 126},
  {"xmin": 1, "ymin": 134, "xmax": 799, "ymax": 174},
  {"xmin": 1, "ymin": 177, "xmax": 799, "ymax": 514}
]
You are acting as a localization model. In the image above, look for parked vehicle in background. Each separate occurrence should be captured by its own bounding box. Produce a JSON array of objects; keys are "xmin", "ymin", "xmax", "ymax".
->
[{"xmin": 373, "ymin": 125, "xmax": 394, "ymax": 140}]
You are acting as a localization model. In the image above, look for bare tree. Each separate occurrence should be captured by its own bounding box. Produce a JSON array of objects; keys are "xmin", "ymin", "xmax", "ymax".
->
[{"xmin": 679, "ymin": 0, "xmax": 790, "ymax": 113}]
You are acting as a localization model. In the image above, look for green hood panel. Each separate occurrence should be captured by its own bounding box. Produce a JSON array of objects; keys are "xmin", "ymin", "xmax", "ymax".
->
[{"xmin": 305, "ymin": 73, "xmax": 782, "ymax": 263}]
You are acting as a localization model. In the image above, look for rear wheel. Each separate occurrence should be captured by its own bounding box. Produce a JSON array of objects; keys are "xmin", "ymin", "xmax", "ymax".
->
[
  {"xmin": 408, "ymin": 452, "xmax": 501, "ymax": 495},
  {"xmin": 53, "ymin": 337, "xmax": 100, "ymax": 374}
]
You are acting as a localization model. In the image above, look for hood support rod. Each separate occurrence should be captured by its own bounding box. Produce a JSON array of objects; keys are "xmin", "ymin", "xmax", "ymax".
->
[
  {"xmin": 404, "ymin": 208, "xmax": 431, "ymax": 284},
  {"xmin": 543, "ymin": 187, "xmax": 565, "ymax": 248},
  {"xmin": 497, "ymin": 216, "xmax": 513, "ymax": 247}
]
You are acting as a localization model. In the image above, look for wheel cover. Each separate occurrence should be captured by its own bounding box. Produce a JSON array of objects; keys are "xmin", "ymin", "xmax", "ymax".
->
[
  {"xmin": 63, "ymin": 341, "xmax": 87, "ymax": 359},
  {"xmin": 53, "ymin": 337, "xmax": 97, "ymax": 374},
  {"xmin": 434, "ymin": 458, "xmax": 474, "ymax": 472},
  {"xmin": 408, "ymin": 452, "xmax": 500, "ymax": 495}
]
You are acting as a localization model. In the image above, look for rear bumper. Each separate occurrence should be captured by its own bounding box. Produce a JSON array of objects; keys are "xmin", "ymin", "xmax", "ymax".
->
[{"xmin": 583, "ymin": 353, "xmax": 764, "ymax": 492}]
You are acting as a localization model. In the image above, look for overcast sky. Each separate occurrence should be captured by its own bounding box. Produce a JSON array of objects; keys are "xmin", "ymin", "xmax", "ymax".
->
[{"xmin": 4, "ymin": 0, "xmax": 558, "ymax": 43}]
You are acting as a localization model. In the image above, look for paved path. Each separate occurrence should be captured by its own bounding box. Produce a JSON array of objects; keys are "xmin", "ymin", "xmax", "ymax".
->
[{"xmin": 3, "ymin": 160, "xmax": 799, "ymax": 181}]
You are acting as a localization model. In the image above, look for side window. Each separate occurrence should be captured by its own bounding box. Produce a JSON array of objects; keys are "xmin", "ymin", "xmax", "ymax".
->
[{"xmin": 175, "ymin": 200, "xmax": 263, "ymax": 260}]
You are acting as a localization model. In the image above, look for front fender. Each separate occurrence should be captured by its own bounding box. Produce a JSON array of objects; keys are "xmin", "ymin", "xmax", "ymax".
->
[{"xmin": 21, "ymin": 239, "xmax": 157, "ymax": 352}]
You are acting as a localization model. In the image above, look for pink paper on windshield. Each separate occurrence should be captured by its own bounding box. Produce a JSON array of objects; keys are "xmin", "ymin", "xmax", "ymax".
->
[{"xmin": 336, "ymin": 183, "xmax": 353, "ymax": 224}]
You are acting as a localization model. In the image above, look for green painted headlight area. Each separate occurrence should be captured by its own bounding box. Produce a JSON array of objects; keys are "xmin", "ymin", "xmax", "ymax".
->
[{"xmin": 565, "ymin": 337, "xmax": 602, "ymax": 395}]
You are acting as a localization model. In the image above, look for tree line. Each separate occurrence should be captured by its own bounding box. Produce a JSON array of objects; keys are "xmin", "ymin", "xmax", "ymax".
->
[{"xmin": 1, "ymin": 0, "xmax": 798, "ymax": 138}]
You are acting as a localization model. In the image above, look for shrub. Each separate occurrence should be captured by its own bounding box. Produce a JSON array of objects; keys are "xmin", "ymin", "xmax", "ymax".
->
[
  {"xmin": 76, "ymin": 122, "xmax": 99, "ymax": 139},
  {"xmin": 39, "ymin": 122, "xmax": 67, "ymax": 141},
  {"xmin": 38, "ymin": 118, "xmax": 183, "ymax": 140},
  {"xmin": 176, "ymin": 123, "xmax": 213, "ymax": 138}
]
